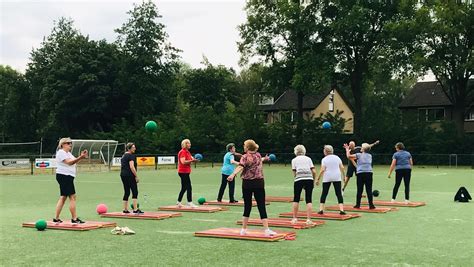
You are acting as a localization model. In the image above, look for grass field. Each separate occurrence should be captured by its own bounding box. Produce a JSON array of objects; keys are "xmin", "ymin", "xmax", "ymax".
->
[{"xmin": 1, "ymin": 165, "xmax": 473, "ymax": 266}]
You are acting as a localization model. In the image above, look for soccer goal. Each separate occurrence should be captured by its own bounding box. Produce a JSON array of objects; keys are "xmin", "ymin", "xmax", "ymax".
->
[{"xmin": 70, "ymin": 139, "xmax": 118, "ymax": 169}]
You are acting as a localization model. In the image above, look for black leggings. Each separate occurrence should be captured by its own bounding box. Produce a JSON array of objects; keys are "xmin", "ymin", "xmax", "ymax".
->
[
  {"xmin": 293, "ymin": 180, "xmax": 314, "ymax": 203},
  {"xmin": 217, "ymin": 174, "xmax": 235, "ymax": 201},
  {"xmin": 242, "ymin": 180, "xmax": 267, "ymax": 219},
  {"xmin": 356, "ymin": 172, "xmax": 373, "ymax": 206},
  {"xmin": 178, "ymin": 173, "xmax": 192, "ymax": 202},
  {"xmin": 320, "ymin": 181, "xmax": 343, "ymax": 204},
  {"xmin": 392, "ymin": 169, "xmax": 411, "ymax": 200},
  {"xmin": 121, "ymin": 175, "xmax": 138, "ymax": 201}
]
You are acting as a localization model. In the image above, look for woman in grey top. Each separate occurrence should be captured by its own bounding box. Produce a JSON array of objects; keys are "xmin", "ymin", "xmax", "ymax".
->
[
  {"xmin": 344, "ymin": 143, "xmax": 376, "ymax": 209},
  {"xmin": 388, "ymin": 142, "xmax": 413, "ymax": 203}
]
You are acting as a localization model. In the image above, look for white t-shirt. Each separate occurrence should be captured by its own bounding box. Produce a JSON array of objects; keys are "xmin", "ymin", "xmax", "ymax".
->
[
  {"xmin": 56, "ymin": 149, "xmax": 77, "ymax": 177},
  {"xmin": 321, "ymin": 155, "xmax": 343, "ymax": 182},
  {"xmin": 291, "ymin": 155, "xmax": 314, "ymax": 182}
]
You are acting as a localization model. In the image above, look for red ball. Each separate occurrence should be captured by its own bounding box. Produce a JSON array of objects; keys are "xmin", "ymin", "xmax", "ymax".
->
[{"xmin": 96, "ymin": 204, "xmax": 108, "ymax": 214}]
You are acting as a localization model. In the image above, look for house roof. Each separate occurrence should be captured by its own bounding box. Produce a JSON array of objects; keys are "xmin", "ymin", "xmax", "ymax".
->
[
  {"xmin": 260, "ymin": 88, "xmax": 353, "ymax": 112},
  {"xmin": 399, "ymin": 81, "xmax": 453, "ymax": 108}
]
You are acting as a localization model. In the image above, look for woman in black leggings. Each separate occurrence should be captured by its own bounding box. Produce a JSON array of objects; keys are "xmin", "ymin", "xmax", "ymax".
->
[
  {"xmin": 120, "ymin": 143, "xmax": 143, "ymax": 214},
  {"xmin": 388, "ymin": 142, "xmax": 413, "ymax": 203},
  {"xmin": 227, "ymin": 139, "xmax": 276, "ymax": 236}
]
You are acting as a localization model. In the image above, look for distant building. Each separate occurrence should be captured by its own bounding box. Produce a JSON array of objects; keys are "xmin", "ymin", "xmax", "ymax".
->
[{"xmin": 258, "ymin": 88, "xmax": 354, "ymax": 133}]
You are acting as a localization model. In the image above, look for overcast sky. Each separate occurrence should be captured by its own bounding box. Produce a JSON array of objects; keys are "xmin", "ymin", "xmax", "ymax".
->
[{"xmin": 0, "ymin": 0, "xmax": 247, "ymax": 73}]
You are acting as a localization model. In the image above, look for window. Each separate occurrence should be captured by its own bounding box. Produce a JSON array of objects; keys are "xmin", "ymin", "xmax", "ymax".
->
[
  {"xmin": 465, "ymin": 110, "xmax": 474, "ymax": 121},
  {"xmin": 418, "ymin": 108, "xmax": 445, "ymax": 122},
  {"xmin": 259, "ymin": 95, "xmax": 274, "ymax": 105},
  {"xmin": 329, "ymin": 90, "xmax": 335, "ymax": 112}
]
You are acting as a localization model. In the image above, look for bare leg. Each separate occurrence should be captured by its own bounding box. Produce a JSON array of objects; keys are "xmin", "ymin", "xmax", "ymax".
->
[
  {"xmin": 338, "ymin": 203, "xmax": 344, "ymax": 211},
  {"xmin": 292, "ymin": 202, "xmax": 299, "ymax": 220},
  {"xmin": 306, "ymin": 203, "xmax": 313, "ymax": 221},
  {"xmin": 319, "ymin": 203, "xmax": 325, "ymax": 212},
  {"xmin": 69, "ymin": 194, "xmax": 77, "ymax": 219},
  {"xmin": 262, "ymin": 218, "xmax": 269, "ymax": 229},
  {"xmin": 242, "ymin": 216, "xmax": 249, "ymax": 229},
  {"xmin": 55, "ymin": 196, "xmax": 67, "ymax": 219},
  {"xmin": 132, "ymin": 198, "xmax": 138, "ymax": 210},
  {"xmin": 342, "ymin": 176, "xmax": 349, "ymax": 191},
  {"xmin": 123, "ymin": 200, "xmax": 128, "ymax": 211}
]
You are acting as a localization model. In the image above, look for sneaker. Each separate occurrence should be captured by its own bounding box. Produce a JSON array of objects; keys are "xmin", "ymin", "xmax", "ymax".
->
[
  {"xmin": 176, "ymin": 202, "xmax": 183, "ymax": 208},
  {"xmin": 71, "ymin": 218, "xmax": 85, "ymax": 224},
  {"xmin": 290, "ymin": 218, "xmax": 298, "ymax": 224},
  {"xmin": 216, "ymin": 199, "xmax": 222, "ymax": 202},
  {"xmin": 353, "ymin": 205, "xmax": 360, "ymax": 209},
  {"xmin": 230, "ymin": 200, "xmax": 239, "ymax": 203},
  {"xmin": 305, "ymin": 220, "xmax": 314, "ymax": 226},
  {"xmin": 53, "ymin": 218, "xmax": 63, "ymax": 223},
  {"xmin": 240, "ymin": 228, "xmax": 247, "ymax": 235},
  {"xmin": 339, "ymin": 211, "xmax": 346, "ymax": 215},
  {"xmin": 404, "ymin": 200, "xmax": 410, "ymax": 204},
  {"xmin": 187, "ymin": 202, "xmax": 198, "ymax": 208},
  {"xmin": 133, "ymin": 209, "xmax": 144, "ymax": 214},
  {"xmin": 391, "ymin": 199, "xmax": 395, "ymax": 203},
  {"xmin": 122, "ymin": 210, "xmax": 130, "ymax": 214},
  {"xmin": 317, "ymin": 210, "xmax": 324, "ymax": 215},
  {"xmin": 369, "ymin": 205, "xmax": 376, "ymax": 209},
  {"xmin": 264, "ymin": 228, "xmax": 277, "ymax": 236}
]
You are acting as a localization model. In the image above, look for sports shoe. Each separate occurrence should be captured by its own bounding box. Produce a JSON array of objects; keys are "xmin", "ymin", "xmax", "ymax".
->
[
  {"xmin": 53, "ymin": 218, "xmax": 63, "ymax": 223},
  {"xmin": 230, "ymin": 200, "xmax": 239, "ymax": 203},
  {"xmin": 122, "ymin": 210, "xmax": 130, "ymax": 214},
  {"xmin": 187, "ymin": 202, "xmax": 198, "ymax": 208},
  {"xmin": 391, "ymin": 199, "xmax": 395, "ymax": 203},
  {"xmin": 353, "ymin": 205, "xmax": 361, "ymax": 209},
  {"xmin": 240, "ymin": 228, "xmax": 247, "ymax": 235},
  {"xmin": 176, "ymin": 202, "xmax": 183, "ymax": 208},
  {"xmin": 264, "ymin": 228, "xmax": 277, "ymax": 236},
  {"xmin": 339, "ymin": 211, "xmax": 346, "ymax": 215},
  {"xmin": 290, "ymin": 218, "xmax": 298, "ymax": 224},
  {"xmin": 71, "ymin": 218, "xmax": 85, "ymax": 224},
  {"xmin": 305, "ymin": 220, "xmax": 314, "ymax": 226},
  {"xmin": 404, "ymin": 199, "xmax": 410, "ymax": 204},
  {"xmin": 317, "ymin": 210, "xmax": 324, "ymax": 215},
  {"xmin": 133, "ymin": 209, "xmax": 144, "ymax": 214},
  {"xmin": 369, "ymin": 205, "xmax": 376, "ymax": 209}
]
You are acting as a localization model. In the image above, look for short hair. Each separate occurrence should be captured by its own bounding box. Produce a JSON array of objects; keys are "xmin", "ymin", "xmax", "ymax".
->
[
  {"xmin": 244, "ymin": 139, "xmax": 259, "ymax": 152},
  {"xmin": 395, "ymin": 142, "xmax": 405, "ymax": 150},
  {"xmin": 181, "ymin": 139, "xmax": 190, "ymax": 148},
  {"xmin": 226, "ymin": 143, "xmax": 235, "ymax": 151},
  {"xmin": 126, "ymin": 142, "xmax": 135, "ymax": 151},
  {"xmin": 294, "ymin": 145, "xmax": 306, "ymax": 156},
  {"xmin": 57, "ymin": 137, "xmax": 72, "ymax": 150},
  {"xmin": 349, "ymin": 141, "xmax": 356, "ymax": 148},
  {"xmin": 361, "ymin": 143, "xmax": 371, "ymax": 152},
  {"xmin": 324, "ymin": 145, "xmax": 334, "ymax": 154}
]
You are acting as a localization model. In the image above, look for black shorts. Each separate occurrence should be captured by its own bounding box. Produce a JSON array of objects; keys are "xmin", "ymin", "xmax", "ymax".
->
[
  {"xmin": 346, "ymin": 164, "xmax": 356, "ymax": 178},
  {"xmin": 56, "ymin": 173, "xmax": 76, "ymax": 196}
]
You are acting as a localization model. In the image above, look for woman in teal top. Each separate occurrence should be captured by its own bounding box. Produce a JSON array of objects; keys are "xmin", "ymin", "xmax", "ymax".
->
[{"xmin": 217, "ymin": 143, "xmax": 241, "ymax": 202}]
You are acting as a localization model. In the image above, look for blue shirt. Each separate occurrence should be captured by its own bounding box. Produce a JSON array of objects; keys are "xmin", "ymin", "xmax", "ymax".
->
[
  {"xmin": 355, "ymin": 153, "xmax": 372, "ymax": 173},
  {"xmin": 393, "ymin": 150, "xmax": 412, "ymax": 170},
  {"xmin": 221, "ymin": 152, "xmax": 235, "ymax": 175}
]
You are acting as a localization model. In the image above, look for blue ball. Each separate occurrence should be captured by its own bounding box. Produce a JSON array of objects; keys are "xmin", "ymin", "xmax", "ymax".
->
[
  {"xmin": 322, "ymin": 121, "xmax": 331, "ymax": 129},
  {"xmin": 194, "ymin": 153, "xmax": 203, "ymax": 161},
  {"xmin": 269, "ymin": 154, "xmax": 277, "ymax": 162}
]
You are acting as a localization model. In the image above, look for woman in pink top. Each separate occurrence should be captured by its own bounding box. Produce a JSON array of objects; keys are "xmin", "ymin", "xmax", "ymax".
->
[{"xmin": 228, "ymin": 139, "xmax": 276, "ymax": 236}]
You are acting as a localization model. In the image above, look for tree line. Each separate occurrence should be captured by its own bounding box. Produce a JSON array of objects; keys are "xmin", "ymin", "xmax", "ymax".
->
[{"xmin": 1, "ymin": 0, "xmax": 472, "ymax": 156}]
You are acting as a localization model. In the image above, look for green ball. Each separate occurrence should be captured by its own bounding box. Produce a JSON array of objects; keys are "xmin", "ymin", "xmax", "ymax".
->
[
  {"xmin": 35, "ymin": 219, "xmax": 47, "ymax": 231},
  {"xmin": 130, "ymin": 203, "xmax": 140, "ymax": 209},
  {"xmin": 197, "ymin": 197, "xmax": 206, "ymax": 205},
  {"xmin": 145, "ymin": 121, "xmax": 158, "ymax": 132}
]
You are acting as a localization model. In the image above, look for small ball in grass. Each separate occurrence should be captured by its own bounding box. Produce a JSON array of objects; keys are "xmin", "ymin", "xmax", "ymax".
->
[
  {"xmin": 35, "ymin": 219, "xmax": 47, "ymax": 231},
  {"xmin": 96, "ymin": 204, "xmax": 108, "ymax": 214},
  {"xmin": 197, "ymin": 197, "xmax": 206, "ymax": 205},
  {"xmin": 373, "ymin": 190, "xmax": 380, "ymax": 197}
]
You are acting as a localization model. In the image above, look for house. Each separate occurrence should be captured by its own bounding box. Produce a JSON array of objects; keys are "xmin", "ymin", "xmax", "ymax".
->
[
  {"xmin": 258, "ymin": 88, "xmax": 354, "ymax": 133},
  {"xmin": 398, "ymin": 81, "xmax": 474, "ymax": 133}
]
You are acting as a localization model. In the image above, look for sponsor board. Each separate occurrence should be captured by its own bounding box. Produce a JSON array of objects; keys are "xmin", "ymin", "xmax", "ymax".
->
[
  {"xmin": 158, "ymin": 156, "xmax": 175, "ymax": 165},
  {"xmin": 0, "ymin": 159, "xmax": 30, "ymax": 168},
  {"xmin": 35, "ymin": 158, "xmax": 57, "ymax": 169}
]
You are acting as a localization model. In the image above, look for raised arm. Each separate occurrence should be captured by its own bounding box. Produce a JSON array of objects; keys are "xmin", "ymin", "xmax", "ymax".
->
[
  {"xmin": 343, "ymin": 144, "xmax": 356, "ymax": 160},
  {"xmin": 63, "ymin": 150, "xmax": 88, "ymax": 165},
  {"xmin": 369, "ymin": 140, "xmax": 380, "ymax": 148}
]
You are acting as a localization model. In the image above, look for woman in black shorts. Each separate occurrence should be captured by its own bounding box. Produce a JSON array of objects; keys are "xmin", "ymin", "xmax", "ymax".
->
[{"xmin": 121, "ymin": 143, "xmax": 143, "ymax": 214}]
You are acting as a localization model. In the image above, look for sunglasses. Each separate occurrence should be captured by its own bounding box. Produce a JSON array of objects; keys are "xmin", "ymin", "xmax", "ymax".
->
[{"xmin": 64, "ymin": 142, "xmax": 72, "ymax": 145}]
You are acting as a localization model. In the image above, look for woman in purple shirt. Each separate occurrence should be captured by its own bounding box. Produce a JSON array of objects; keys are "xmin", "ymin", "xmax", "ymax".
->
[{"xmin": 388, "ymin": 142, "xmax": 413, "ymax": 203}]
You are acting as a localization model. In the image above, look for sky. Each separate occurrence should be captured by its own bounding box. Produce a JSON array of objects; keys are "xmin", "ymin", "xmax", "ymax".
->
[{"xmin": 0, "ymin": 0, "xmax": 247, "ymax": 73}]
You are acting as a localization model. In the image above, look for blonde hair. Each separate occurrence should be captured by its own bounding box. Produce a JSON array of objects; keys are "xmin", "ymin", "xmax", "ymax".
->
[
  {"xmin": 126, "ymin": 142, "xmax": 135, "ymax": 151},
  {"xmin": 244, "ymin": 139, "xmax": 259, "ymax": 152},
  {"xmin": 57, "ymin": 137, "xmax": 72, "ymax": 150},
  {"xmin": 181, "ymin": 139, "xmax": 190, "ymax": 148},
  {"xmin": 361, "ymin": 143, "xmax": 371, "ymax": 152},
  {"xmin": 294, "ymin": 145, "xmax": 306, "ymax": 156},
  {"xmin": 324, "ymin": 145, "xmax": 334, "ymax": 154}
]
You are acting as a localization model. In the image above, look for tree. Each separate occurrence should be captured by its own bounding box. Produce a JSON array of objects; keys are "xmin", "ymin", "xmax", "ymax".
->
[
  {"xmin": 115, "ymin": 0, "xmax": 180, "ymax": 122},
  {"xmin": 239, "ymin": 0, "xmax": 333, "ymax": 142},
  {"xmin": 320, "ymin": 0, "xmax": 418, "ymax": 137},
  {"xmin": 415, "ymin": 1, "xmax": 473, "ymax": 136}
]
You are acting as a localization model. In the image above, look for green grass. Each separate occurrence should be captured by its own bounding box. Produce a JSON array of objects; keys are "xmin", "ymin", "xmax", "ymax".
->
[{"xmin": 1, "ymin": 165, "xmax": 473, "ymax": 266}]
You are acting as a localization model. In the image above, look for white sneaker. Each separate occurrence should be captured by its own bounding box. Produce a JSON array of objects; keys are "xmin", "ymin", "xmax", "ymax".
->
[
  {"xmin": 122, "ymin": 227, "xmax": 135, "ymax": 235},
  {"xmin": 187, "ymin": 202, "xmax": 198, "ymax": 208},
  {"xmin": 240, "ymin": 228, "xmax": 247, "ymax": 235},
  {"xmin": 404, "ymin": 199, "xmax": 410, "ymax": 204},
  {"xmin": 290, "ymin": 218, "xmax": 298, "ymax": 224},
  {"xmin": 391, "ymin": 199, "xmax": 395, "ymax": 203},
  {"xmin": 176, "ymin": 202, "xmax": 183, "ymax": 208},
  {"xmin": 264, "ymin": 228, "xmax": 277, "ymax": 236},
  {"xmin": 306, "ymin": 219, "xmax": 314, "ymax": 226}
]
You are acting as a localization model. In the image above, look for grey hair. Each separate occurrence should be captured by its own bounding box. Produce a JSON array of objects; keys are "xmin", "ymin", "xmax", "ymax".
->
[
  {"xmin": 324, "ymin": 145, "xmax": 334, "ymax": 154},
  {"xmin": 361, "ymin": 143, "xmax": 371, "ymax": 152},
  {"xmin": 294, "ymin": 145, "xmax": 306, "ymax": 156}
]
